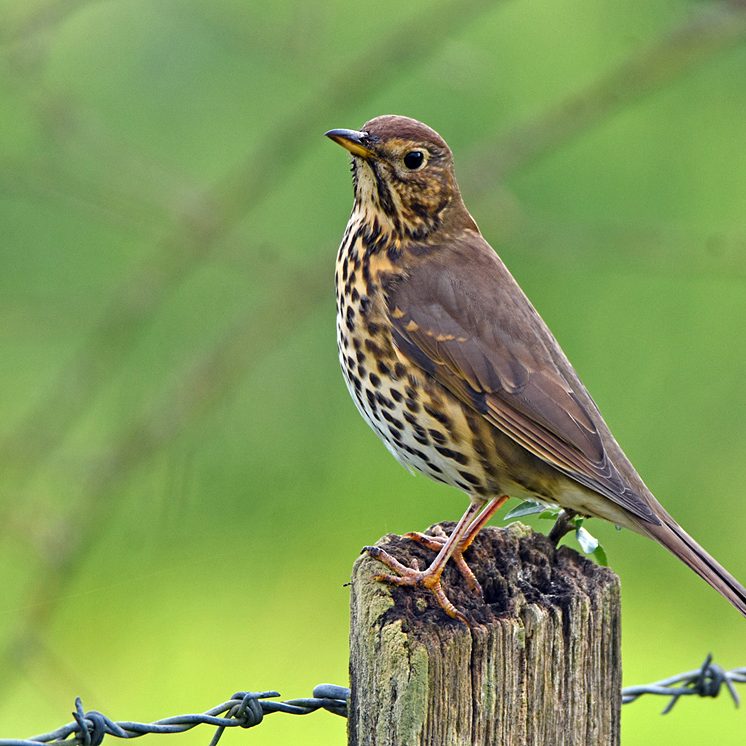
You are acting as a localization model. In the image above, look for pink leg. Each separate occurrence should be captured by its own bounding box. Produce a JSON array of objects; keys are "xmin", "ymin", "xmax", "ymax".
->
[
  {"xmin": 404, "ymin": 495, "xmax": 509, "ymax": 596},
  {"xmin": 364, "ymin": 500, "xmax": 483, "ymax": 623}
]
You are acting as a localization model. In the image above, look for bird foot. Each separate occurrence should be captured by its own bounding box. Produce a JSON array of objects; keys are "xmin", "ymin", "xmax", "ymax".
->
[
  {"xmin": 402, "ymin": 529, "xmax": 484, "ymax": 599},
  {"xmin": 363, "ymin": 545, "xmax": 468, "ymax": 623}
]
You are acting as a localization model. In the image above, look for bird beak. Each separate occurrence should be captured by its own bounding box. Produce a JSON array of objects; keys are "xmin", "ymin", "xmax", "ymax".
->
[{"xmin": 325, "ymin": 128, "xmax": 376, "ymax": 159}]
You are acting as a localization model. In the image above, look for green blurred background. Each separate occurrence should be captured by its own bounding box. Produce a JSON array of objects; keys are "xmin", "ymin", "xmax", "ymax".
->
[{"xmin": 1, "ymin": 0, "xmax": 745, "ymax": 743}]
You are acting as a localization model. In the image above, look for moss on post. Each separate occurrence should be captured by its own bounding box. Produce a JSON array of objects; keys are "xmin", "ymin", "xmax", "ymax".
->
[{"xmin": 348, "ymin": 523, "xmax": 621, "ymax": 746}]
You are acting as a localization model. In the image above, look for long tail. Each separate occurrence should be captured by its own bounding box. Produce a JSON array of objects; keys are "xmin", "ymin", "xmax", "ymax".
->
[{"xmin": 642, "ymin": 512, "xmax": 746, "ymax": 617}]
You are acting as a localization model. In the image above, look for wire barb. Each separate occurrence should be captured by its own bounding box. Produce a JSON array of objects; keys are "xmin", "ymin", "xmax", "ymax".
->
[{"xmin": 622, "ymin": 654, "xmax": 746, "ymax": 714}]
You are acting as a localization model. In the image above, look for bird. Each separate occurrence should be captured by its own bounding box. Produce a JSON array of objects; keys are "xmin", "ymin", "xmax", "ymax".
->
[{"xmin": 325, "ymin": 114, "xmax": 746, "ymax": 623}]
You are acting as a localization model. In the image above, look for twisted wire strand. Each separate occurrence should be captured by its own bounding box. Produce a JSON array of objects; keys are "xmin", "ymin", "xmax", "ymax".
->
[
  {"xmin": 621, "ymin": 654, "xmax": 745, "ymax": 713},
  {"xmin": 1, "ymin": 656, "xmax": 743, "ymax": 745},
  {"xmin": 0, "ymin": 685, "xmax": 348, "ymax": 746}
]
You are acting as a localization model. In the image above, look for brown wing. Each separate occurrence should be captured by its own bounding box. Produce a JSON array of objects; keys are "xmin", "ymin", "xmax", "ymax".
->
[{"xmin": 387, "ymin": 235, "xmax": 658, "ymax": 524}]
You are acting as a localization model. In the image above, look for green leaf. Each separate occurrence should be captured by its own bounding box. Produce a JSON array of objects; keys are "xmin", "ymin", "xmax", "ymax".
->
[
  {"xmin": 570, "ymin": 513, "xmax": 585, "ymax": 529},
  {"xmin": 592, "ymin": 544, "xmax": 609, "ymax": 566},
  {"xmin": 503, "ymin": 500, "xmax": 546, "ymax": 520},
  {"xmin": 575, "ymin": 526, "xmax": 599, "ymax": 554}
]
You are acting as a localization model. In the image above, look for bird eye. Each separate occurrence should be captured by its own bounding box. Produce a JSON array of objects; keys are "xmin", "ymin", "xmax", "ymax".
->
[{"xmin": 403, "ymin": 150, "xmax": 426, "ymax": 170}]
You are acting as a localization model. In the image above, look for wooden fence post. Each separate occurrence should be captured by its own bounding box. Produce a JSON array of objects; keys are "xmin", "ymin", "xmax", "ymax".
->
[{"xmin": 348, "ymin": 522, "xmax": 621, "ymax": 746}]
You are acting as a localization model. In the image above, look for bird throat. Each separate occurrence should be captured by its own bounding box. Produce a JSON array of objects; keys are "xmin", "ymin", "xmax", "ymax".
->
[{"xmin": 351, "ymin": 157, "xmax": 448, "ymax": 242}]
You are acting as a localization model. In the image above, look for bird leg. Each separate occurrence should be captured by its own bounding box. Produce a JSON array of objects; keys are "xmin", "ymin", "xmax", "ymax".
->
[
  {"xmin": 363, "ymin": 501, "xmax": 483, "ymax": 623},
  {"xmin": 403, "ymin": 495, "xmax": 509, "ymax": 598}
]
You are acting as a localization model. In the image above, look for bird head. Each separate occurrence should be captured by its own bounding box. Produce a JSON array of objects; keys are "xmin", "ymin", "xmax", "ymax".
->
[{"xmin": 326, "ymin": 115, "xmax": 474, "ymax": 241}]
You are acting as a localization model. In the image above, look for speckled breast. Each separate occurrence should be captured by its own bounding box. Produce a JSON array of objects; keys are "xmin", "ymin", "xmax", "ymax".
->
[{"xmin": 335, "ymin": 217, "xmax": 509, "ymax": 499}]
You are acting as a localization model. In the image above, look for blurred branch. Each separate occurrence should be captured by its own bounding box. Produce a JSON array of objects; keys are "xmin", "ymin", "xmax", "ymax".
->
[
  {"xmin": 481, "ymin": 212, "xmax": 746, "ymax": 282},
  {"xmin": 0, "ymin": 0, "xmax": 102, "ymax": 47},
  {"xmin": 0, "ymin": 0, "xmax": 498, "ymax": 480},
  {"xmin": 0, "ymin": 63, "xmax": 205, "ymax": 236},
  {"xmin": 462, "ymin": 0, "xmax": 746, "ymax": 186},
  {"xmin": 0, "ymin": 157, "xmax": 168, "ymax": 237},
  {"xmin": 0, "ymin": 261, "xmax": 327, "ymax": 687}
]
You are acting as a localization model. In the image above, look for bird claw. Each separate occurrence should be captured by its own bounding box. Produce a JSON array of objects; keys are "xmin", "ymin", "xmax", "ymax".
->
[
  {"xmin": 402, "ymin": 531, "xmax": 484, "ymax": 599},
  {"xmin": 364, "ymin": 545, "xmax": 468, "ymax": 623},
  {"xmin": 402, "ymin": 530, "xmax": 445, "ymax": 552}
]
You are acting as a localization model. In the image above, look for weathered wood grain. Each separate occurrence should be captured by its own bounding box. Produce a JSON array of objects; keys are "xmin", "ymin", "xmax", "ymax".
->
[{"xmin": 348, "ymin": 522, "xmax": 621, "ymax": 746}]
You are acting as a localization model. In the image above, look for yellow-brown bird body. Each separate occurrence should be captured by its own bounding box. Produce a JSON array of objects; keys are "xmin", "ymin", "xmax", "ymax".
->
[{"xmin": 328, "ymin": 115, "xmax": 746, "ymax": 620}]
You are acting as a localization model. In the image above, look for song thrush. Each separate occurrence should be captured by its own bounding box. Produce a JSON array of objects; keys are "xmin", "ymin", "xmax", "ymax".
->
[{"xmin": 326, "ymin": 115, "xmax": 746, "ymax": 622}]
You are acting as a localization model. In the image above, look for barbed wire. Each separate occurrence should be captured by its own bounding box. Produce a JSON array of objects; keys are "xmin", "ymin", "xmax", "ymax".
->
[
  {"xmin": 622, "ymin": 654, "xmax": 745, "ymax": 714},
  {"xmin": 1, "ymin": 655, "xmax": 742, "ymax": 745},
  {"xmin": 0, "ymin": 685, "xmax": 348, "ymax": 746}
]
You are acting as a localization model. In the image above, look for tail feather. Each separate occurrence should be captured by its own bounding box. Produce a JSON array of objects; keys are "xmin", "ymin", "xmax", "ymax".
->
[{"xmin": 643, "ymin": 513, "xmax": 746, "ymax": 618}]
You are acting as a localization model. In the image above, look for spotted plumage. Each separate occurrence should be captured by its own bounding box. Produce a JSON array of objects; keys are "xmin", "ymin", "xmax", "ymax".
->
[
  {"xmin": 327, "ymin": 115, "xmax": 746, "ymax": 621},
  {"xmin": 336, "ymin": 216, "xmax": 479, "ymax": 492}
]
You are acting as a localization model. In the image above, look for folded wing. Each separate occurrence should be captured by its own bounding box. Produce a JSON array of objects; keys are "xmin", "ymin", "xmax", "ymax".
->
[{"xmin": 387, "ymin": 236, "xmax": 658, "ymax": 524}]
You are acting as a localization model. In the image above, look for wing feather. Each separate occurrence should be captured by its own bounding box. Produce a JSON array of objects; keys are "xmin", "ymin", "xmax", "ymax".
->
[{"xmin": 387, "ymin": 236, "xmax": 657, "ymax": 523}]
